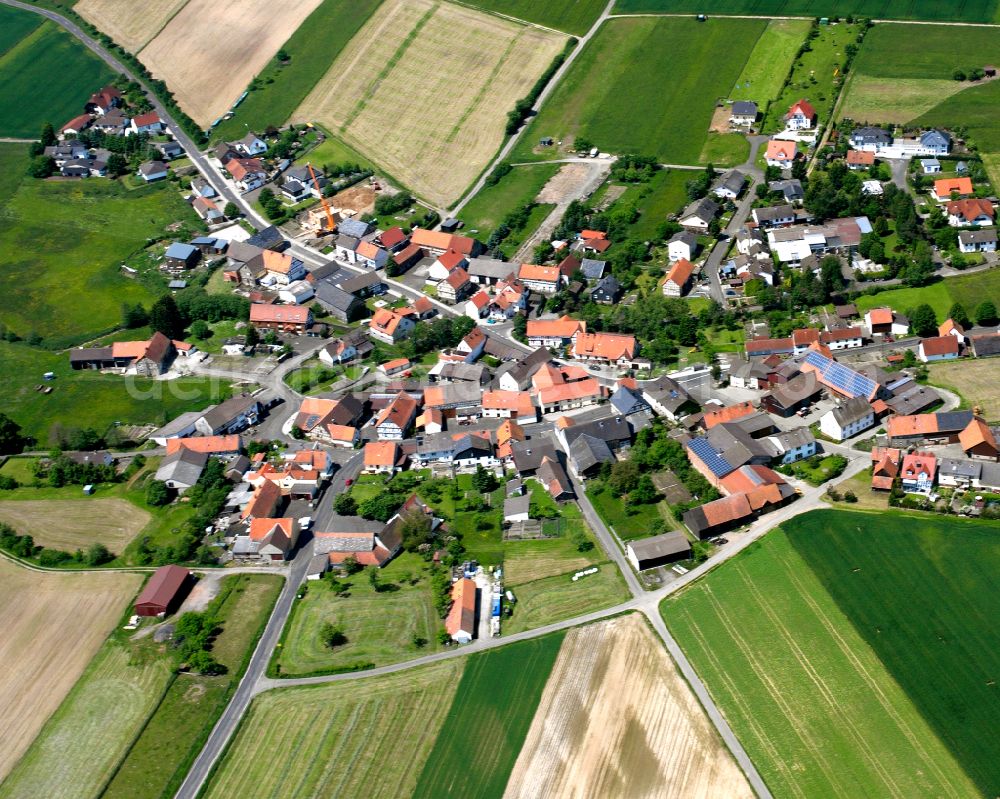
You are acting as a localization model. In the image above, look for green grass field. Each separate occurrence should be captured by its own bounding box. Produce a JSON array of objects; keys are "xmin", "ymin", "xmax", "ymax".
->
[
  {"xmin": 210, "ymin": 0, "xmax": 383, "ymax": 141},
  {"xmin": 512, "ymin": 17, "xmax": 765, "ymax": 164},
  {"xmin": 0, "ymin": 643, "xmax": 174, "ymax": 799},
  {"xmin": 730, "ymin": 19, "xmax": 812, "ymax": 108},
  {"xmin": 276, "ymin": 553, "xmax": 444, "ymax": 677},
  {"xmin": 611, "ymin": 0, "xmax": 1000, "ymax": 23},
  {"xmin": 664, "ymin": 509, "xmax": 999, "ymax": 798},
  {"xmin": 412, "ymin": 633, "xmax": 565, "ymax": 799},
  {"xmin": 597, "ymin": 168, "xmax": 691, "ymax": 240},
  {"xmin": 203, "ymin": 659, "xmax": 463, "ymax": 799},
  {"xmin": 763, "ymin": 21, "xmax": 862, "ymax": 132},
  {"xmin": 103, "ymin": 574, "xmax": 283, "ymax": 799},
  {"xmin": 0, "ymin": 13, "xmax": 116, "ymax": 138},
  {"xmin": 504, "ymin": 565, "xmax": 629, "ymax": 633},
  {"xmin": 0, "ymin": 5, "xmax": 42, "ymax": 57},
  {"xmin": 460, "ymin": 0, "xmax": 606, "ymax": 35},
  {"xmin": 457, "ymin": 163, "xmax": 560, "ymax": 237},
  {"xmin": 0, "ymin": 144, "xmax": 201, "ymax": 346},
  {"xmin": 853, "ymin": 269, "xmax": 1000, "ymax": 319},
  {"xmin": 1, "ymin": 339, "xmax": 229, "ymax": 450}
]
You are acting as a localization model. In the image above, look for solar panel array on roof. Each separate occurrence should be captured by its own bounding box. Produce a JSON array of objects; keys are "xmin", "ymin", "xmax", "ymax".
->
[
  {"xmin": 688, "ymin": 437, "xmax": 734, "ymax": 478},
  {"xmin": 803, "ymin": 351, "xmax": 876, "ymax": 399}
]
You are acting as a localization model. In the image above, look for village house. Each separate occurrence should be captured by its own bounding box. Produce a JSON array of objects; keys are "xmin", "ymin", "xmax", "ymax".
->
[
  {"xmin": 232, "ymin": 132, "xmax": 267, "ymax": 157},
  {"xmin": 668, "ymin": 231, "xmax": 698, "ymax": 262},
  {"xmin": 437, "ymin": 267, "xmax": 472, "ymax": 304},
  {"xmin": 138, "ymin": 160, "xmax": 169, "ymax": 182},
  {"xmin": 846, "ymin": 150, "xmax": 875, "ymax": 170},
  {"xmin": 730, "ymin": 101, "xmax": 757, "ymax": 127},
  {"xmin": 958, "ymin": 418, "xmax": 999, "ymax": 461},
  {"xmin": 679, "ymin": 197, "xmax": 719, "ymax": 231},
  {"xmin": 864, "ymin": 307, "xmax": 910, "ymax": 337},
  {"xmin": 887, "ymin": 411, "xmax": 975, "ymax": 446},
  {"xmin": 518, "ymin": 263, "xmax": 562, "ymax": 294},
  {"xmin": 364, "ymin": 441, "xmax": 405, "ymax": 475},
  {"xmin": 226, "ymin": 157, "xmax": 267, "ymax": 192},
  {"xmin": 768, "ymin": 179, "xmax": 804, "ymax": 204},
  {"xmin": 318, "ymin": 331, "xmax": 374, "ymax": 366},
  {"xmin": 249, "ymin": 303, "xmax": 311, "ymax": 334},
  {"xmin": 819, "ymin": 396, "xmax": 875, "ymax": 441},
  {"xmin": 86, "ymin": 85, "xmax": 122, "ymax": 115},
  {"xmin": 752, "ymin": 204, "xmax": 796, "ymax": 228},
  {"xmin": 482, "ymin": 390, "xmax": 538, "ymax": 422},
  {"xmin": 527, "ymin": 316, "xmax": 584, "ymax": 349},
  {"xmin": 590, "ymin": 275, "xmax": 623, "ymax": 304},
  {"xmin": 947, "ymin": 198, "xmax": 994, "ymax": 227},
  {"xmin": 410, "ymin": 228, "xmax": 481, "ymax": 258},
  {"xmin": 368, "ymin": 308, "xmax": 415, "ymax": 345},
  {"xmin": 918, "ymin": 335, "xmax": 961, "ymax": 362},
  {"xmin": 958, "ymin": 228, "xmax": 997, "ymax": 252},
  {"xmin": 900, "ymin": 451, "xmax": 937, "ymax": 494},
  {"xmin": 572, "ymin": 331, "xmax": 640, "ymax": 367},
  {"xmin": 663, "ymin": 257, "xmax": 696, "ymax": 297},
  {"xmin": 765, "ymin": 140, "xmax": 797, "ymax": 169},
  {"xmin": 314, "ymin": 514, "xmax": 403, "ymax": 569},
  {"xmin": 532, "ymin": 363, "xmax": 605, "ymax": 414},
  {"xmin": 849, "ymin": 126, "xmax": 892, "ymax": 152},
  {"xmin": 196, "ymin": 394, "xmax": 262, "ymax": 436},
  {"xmin": 445, "ymin": 577, "xmax": 476, "ymax": 643},
  {"xmin": 154, "ymin": 448, "xmax": 207, "ymax": 494},
  {"xmin": 712, "ymin": 170, "xmax": 746, "ymax": 200},
  {"xmin": 785, "ymin": 98, "xmax": 816, "ymax": 130},
  {"xmin": 375, "ymin": 391, "xmax": 419, "ymax": 440},
  {"xmin": 642, "ymin": 375, "xmax": 696, "ymax": 420},
  {"xmin": 130, "ymin": 111, "xmax": 164, "ymax": 135},
  {"xmin": 933, "ymin": 177, "xmax": 974, "ymax": 202}
]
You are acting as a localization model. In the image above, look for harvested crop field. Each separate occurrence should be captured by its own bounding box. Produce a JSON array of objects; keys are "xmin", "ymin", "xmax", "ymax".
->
[
  {"xmin": 203, "ymin": 660, "xmax": 463, "ymax": 799},
  {"xmin": 294, "ymin": 0, "xmax": 566, "ymax": 205},
  {"xmin": 0, "ymin": 561, "xmax": 142, "ymax": 783},
  {"xmin": 76, "ymin": 0, "xmax": 188, "ymax": 52},
  {"xmin": 928, "ymin": 358, "xmax": 1000, "ymax": 422},
  {"xmin": 505, "ymin": 614, "xmax": 753, "ymax": 799},
  {"xmin": 139, "ymin": 0, "xmax": 323, "ymax": 126},
  {"xmin": 0, "ymin": 498, "xmax": 149, "ymax": 553},
  {"xmin": 839, "ymin": 74, "xmax": 967, "ymax": 124}
]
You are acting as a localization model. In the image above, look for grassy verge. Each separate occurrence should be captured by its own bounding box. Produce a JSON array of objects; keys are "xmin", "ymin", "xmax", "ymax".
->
[{"xmin": 504, "ymin": 564, "xmax": 629, "ymax": 633}]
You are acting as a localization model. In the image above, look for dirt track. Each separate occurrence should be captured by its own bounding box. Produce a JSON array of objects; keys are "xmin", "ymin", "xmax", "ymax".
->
[
  {"xmin": 503, "ymin": 614, "xmax": 754, "ymax": 799},
  {"xmin": 0, "ymin": 560, "xmax": 141, "ymax": 780}
]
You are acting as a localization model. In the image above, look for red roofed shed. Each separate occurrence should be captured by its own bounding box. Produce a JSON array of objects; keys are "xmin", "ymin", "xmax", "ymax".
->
[{"xmin": 134, "ymin": 565, "xmax": 192, "ymax": 616}]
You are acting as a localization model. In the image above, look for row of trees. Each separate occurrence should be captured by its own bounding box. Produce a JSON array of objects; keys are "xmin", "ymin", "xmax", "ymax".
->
[{"xmin": 125, "ymin": 290, "xmax": 250, "ymax": 340}]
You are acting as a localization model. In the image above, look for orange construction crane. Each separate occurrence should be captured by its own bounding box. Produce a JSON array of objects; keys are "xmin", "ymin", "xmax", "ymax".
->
[{"xmin": 307, "ymin": 163, "xmax": 336, "ymax": 232}]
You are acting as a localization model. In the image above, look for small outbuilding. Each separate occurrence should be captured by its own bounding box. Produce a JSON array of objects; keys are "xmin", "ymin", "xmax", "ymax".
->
[
  {"xmin": 134, "ymin": 565, "xmax": 192, "ymax": 617},
  {"xmin": 626, "ymin": 530, "xmax": 692, "ymax": 571}
]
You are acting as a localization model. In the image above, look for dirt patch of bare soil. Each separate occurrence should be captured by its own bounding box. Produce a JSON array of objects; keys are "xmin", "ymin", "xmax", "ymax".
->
[
  {"xmin": 709, "ymin": 104, "xmax": 731, "ymax": 134},
  {"xmin": 503, "ymin": 614, "xmax": 754, "ymax": 799},
  {"xmin": 537, "ymin": 163, "xmax": 593, "ymax": 205},
  {"xmin": 330, "ymin": 184, "xmax": 376, "ymax": 216}
]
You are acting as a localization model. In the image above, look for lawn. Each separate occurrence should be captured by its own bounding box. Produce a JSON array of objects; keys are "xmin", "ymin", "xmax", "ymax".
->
[
  {"xmin": 1, "ymin": 339, "xmax": 230, "ymax": 450},
  {"xmin": 0, "ymin": 14, "xmax": 115, "ymax": 137},
  {"xmin": 202, "ymin": 659, "xmax": 463, "ymax": 799},
  {"xmin": 210, "ymin": 0, "xmax": 383, "ymax": 142},
  {"xmin": 102, "ymin": 574, "xmax": 283, "ymax": 799},
  {"xmin": 762, "ymin": 21, "xmax": 862, "ymax": 133},
  {"xmin": 610, "ymin": 167, "xmax": 691, "ymax": 240},
  {"xmin": 778, "ymin": 454, "xmax": 847, "ymax": 486},
  {"xmin": 503, "ymin": 565, "xmax": 630, "ymax": 634},
  {"xmin": 412, "ymin": 633, "xmax": 565, "ymax": 799},
  {"xmin": 664, "ymin": 509, "xmax": 998, "ymax": 798},
  {"xmin": 294, "ymin": 127, "xmax": 375, "ymax": 172},
  {"xmin": 699, "ymin": 133, "xmax": 750, "ymax": 167},
  {"xmin": 0, "ymin": 497, "xmax": 148, "ymax": 553},
  {"xmin": 586, "ymin": 482, "xmax": 660, "ymax": 539},
  {"xmin": 0, "ymin": 143, "xmax": 202, "ymax": 347},
  {"xmin": 928, "ymin": 358, "xmax": 1000, "ymax": 422},
  {"xmin": 729, "ymin": 18, "xmax": 812, "ymax": 109},
  {"xmin": 512, "ymin": 17, "xmax": 765, "ymax": 165},
  {"xmin": 275, "ymin": 553, "xmax": 443, "ymax": 677},
  {"xmin": 456, "ymin": 163, "xmax": 560, "ymax": 238},
  {"xmin": 460, "ymin": 0, "xmax": 606, "ymax": 35},
  {"xmin": 611, "ymin": 0, "xmax": 1000, "ymax": 23},
  {"xmin": 853, "ymin": 269, "xmax": 1000, "ymax": 319}
]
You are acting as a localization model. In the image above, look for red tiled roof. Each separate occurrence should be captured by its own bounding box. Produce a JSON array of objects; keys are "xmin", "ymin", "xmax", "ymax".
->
[
  {"xmin": 665, "ymin": 258, "xmax": 695, "ymax": 287},
  {"xmin": 959, "ymin": 418, "xmax": 998, "ymax": 454},
  {"xmin": 166, "ymin": 435, "xmax": 241, "ymax": 455},
  {"xmin": 787, "ymin": 99, "xmax": 816, "ymax": 119},
  {"xmin": 919, "ymin": 335, "xmax": 959, "ymax": 357},
  {"xmin": 250, "ymin": 303, "xmax": 309, "ymax": 324},
  {"xmin": 703, "ymin": 401, "xmax": 755, "ymax": 428},
  {"xmin": 934, "ymin": 177, "xmax": 973, "ymax": 197}
]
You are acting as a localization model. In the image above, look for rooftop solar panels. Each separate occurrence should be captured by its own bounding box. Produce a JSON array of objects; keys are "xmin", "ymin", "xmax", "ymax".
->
[
  {"xmin": 803, "ymin": 350, "xmax": 877, "ymax": 399},
  {"xmin": 688, "ymin": 437, "xmax": 735, "ymax": 478}
]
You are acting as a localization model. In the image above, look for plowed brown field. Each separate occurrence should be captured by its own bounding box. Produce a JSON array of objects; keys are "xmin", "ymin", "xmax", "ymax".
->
[{"xmin": 503, "ymin": 614, "xmax": 753, "ymax": 799}]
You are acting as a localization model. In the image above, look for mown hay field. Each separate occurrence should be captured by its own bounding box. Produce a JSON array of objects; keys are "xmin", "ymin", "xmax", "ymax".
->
[
  {"xmin": 0, "ymin": 15, "xmax": 115, "ymax": 138},
  {"xmin": 503, "ymin": 565, "xmax": 629, "ymax": 634},
  {"xmin": 203, "ymin": 660, "xmax": 463, "ymax": 799},
  {"xmin": 0, "ymin": 562, "xmax": 144, "ymax": 785},
  {"xmin": 413, "ymin": 633, "xmax": 565, "ymax": 798},
  {"xmin": 928, "ymin": 358, "xmax": 1000, "ymax": 423},
  {"xmin": 0, "ymin": 498, "xmax": 149, "ymax": 553},
  {"xmin": 729, "ymin": 19, "xmax": 812, "ymax": 108},
  {"xmin": 664, "ymin": 510, "xmax": 996, "ymax": 799},
  {"xmin": 512, "ymin": 17, "xmax": 764, "ymax": 165},
  {"xmin": 293, "ymin": 0, "xmax": 566, "ymax": 205},
  {"xmin": 76, "ymin": 0, "xmax": 188, "ymax": 52},
  {"xmin": 611, "ymin": 0, "xmax": 1000, "ymax": 23},
  {"xmin": 138, "ymin": 0, "xmax": 324, "ymax": 126},
  {"xmin": 505, "ymin": 614, "xmax": 753, "ymax": 799}
]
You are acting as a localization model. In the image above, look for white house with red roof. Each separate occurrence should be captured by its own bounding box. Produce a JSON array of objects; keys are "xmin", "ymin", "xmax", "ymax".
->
[{"xmin": 786, "ymin": 99, "xmax": 816, "ymax": 130}]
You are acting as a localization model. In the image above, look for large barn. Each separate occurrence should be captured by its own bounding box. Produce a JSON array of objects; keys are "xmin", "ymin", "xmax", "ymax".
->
[{"xmin": 134, "ymin": 565, "xmax": 192, "ymax": 617}]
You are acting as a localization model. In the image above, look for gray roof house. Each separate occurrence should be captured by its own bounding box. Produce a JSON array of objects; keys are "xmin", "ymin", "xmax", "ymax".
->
[
  {"xmin": 712, "ymin": 170, "xmax": 746, "ymax": 200},
  {"xmin": 338, "ymin": 218, "xmax": 373, "ymax": 239},
  {"xmin": 920, "ymin": 129, "xmax": 951, "ymax": 154},
  {"xmin": 849, "ymin": 126, "xmax": 892, "ymax": 149},
  {"xmin": 568, "ymin": 434, "xmax": 615, "ymax": 477},
  {"xmin": 315, "ymin": 280, "xmax": 363, "ymax": 322},
  {"xmin": 679, "ymin": 197, "xmax": 720, "ymax": 229},
  {"xmin": 626, "ymin": 530, "xmax": 692, "ymax": 570},
  {"xmin": 768, "ymin": 179, "xmax": 804, "ymax": 203},
  {"xmin": 579, "ymin": 259, "xmax": 607, "ymax": 280},
  {"xmin": 155, "ymin": 448, "xmax": 207, "ymax": 493},
  {"xmin": 730, "ymin": 101, "xmax": 758, "ymax": 124}
]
